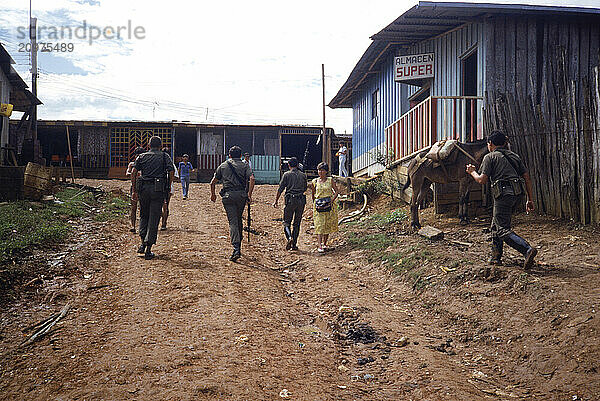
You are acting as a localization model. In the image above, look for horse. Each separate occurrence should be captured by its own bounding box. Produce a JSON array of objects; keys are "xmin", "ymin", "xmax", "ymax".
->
[{"xmin": 403, "ymin": 140, "xmax": 489, "ymax": 229}]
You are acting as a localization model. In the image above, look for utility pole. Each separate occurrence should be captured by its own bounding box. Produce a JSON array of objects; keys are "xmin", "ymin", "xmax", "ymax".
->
[
  {"xmin": 321, "ymin": 63, "xmax": 326, "ymax": 163},
  {"xmin": 30, "ymin": 11, "xmax": 38, "ymax": 161}
]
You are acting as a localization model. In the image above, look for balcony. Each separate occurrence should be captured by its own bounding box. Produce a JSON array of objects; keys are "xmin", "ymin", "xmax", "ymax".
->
[{"xmin": 385, "ymin": 95, "xmax": 484, "ymax": 163}]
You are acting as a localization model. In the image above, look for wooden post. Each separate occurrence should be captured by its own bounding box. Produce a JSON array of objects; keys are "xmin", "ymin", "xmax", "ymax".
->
[
  {"xmin": 66, "ymin": 126, "xmax": 75, "ymax": 183},
  {"xmin": 322, "ymin": 63, "xmax": 327, "ymax": 163}
]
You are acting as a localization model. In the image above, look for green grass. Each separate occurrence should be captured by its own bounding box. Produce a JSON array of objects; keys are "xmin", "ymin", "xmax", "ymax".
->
[
  {"xmin": 53, "ymin": 188, "xmax": 97, "ymax": 217},
  {"xmin": 94, "ymin": 195, "xmax": 129, "ymax": 222},
  {"xmin": 346, "ymin": 232, "xmax": 394, "ymax": 252},
  {"xmin": 0, "ymin": 201, "xmax": 70, "ymax": 261},
  {"xmin": 0, "ymin": 187, "xmax": 129, "ymax": 262},
  {"xmin": 352, "ymin": 209, "xmax": 408, "ymax": 229},
  {"xmin": 382, "ymin": 245, "xmax": 433, "ymax": 274}
]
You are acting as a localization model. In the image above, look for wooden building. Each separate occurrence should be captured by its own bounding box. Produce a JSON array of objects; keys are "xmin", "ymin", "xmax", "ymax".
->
[
  {"xmin": 0, "ymin": 44, "xmax": 41, "ymax": 166},
  {"xmin": 330, "ymin": 1, "xmax": 600, "ymax": 223},
  {"xmin": 28, "ymin": 120, "xmax": 342, "ymax": 184}
]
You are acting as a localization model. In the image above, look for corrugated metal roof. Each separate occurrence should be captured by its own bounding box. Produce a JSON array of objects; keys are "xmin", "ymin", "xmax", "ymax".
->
[
  {"xmin": 329, "ymin": 1, "xmax": 600, "ymax": 108},
  {"xmin": 0, "ymin": 43, "xmax": 42, "ymax": 111},
  {"xmin": 30, "ymin": 119, "xmax": 333, "ymax": 132}
]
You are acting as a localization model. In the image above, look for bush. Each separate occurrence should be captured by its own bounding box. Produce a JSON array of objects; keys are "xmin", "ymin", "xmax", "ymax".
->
[{"xmin": 356, "ymin": 179, "xmax": 388, "ymax": 197}]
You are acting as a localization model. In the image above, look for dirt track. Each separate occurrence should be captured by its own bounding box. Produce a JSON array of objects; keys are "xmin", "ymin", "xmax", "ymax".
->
[{"xmin": 1, "ymin": 180, "xmax": 599, "ymax": 400}]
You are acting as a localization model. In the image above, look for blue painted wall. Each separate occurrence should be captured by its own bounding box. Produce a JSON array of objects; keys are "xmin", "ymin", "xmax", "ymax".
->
[
  {"xmin": 351, "ymin": 22, "xmax": 487, "ymax": 175},
  {"xmin": 351, "ymin": 53, "xmax": 410, "ymax": 175},
  {"xmin": 251, "ymin": 155, "xmax": 280, "ymax": 184}
]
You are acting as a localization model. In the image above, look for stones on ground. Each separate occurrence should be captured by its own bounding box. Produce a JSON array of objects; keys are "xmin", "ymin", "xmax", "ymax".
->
[
  {"xmin": 234, "ymin": 335, "xmax": 248, "ymax": 345},
  {"xmin": 346, "ymin": 323, "xmax": 379, "ymax": 344},
  {"xmin": 391, "ymin": 336, "xmax": 409, "ymax": 347},
  {"xmin": 357, "ymin": 356, "xmax": 374, "ymax": 365},
  {"xmin": 429, "ymin": 338, "xmax": 455, "ymax": 355},
  {"xmin": 418, "ymin": 225, "xmax": 444, "ymax": 240},
  {"xmin": 279, "ymin": 389, "xmax": 290, "ymax": 398}
]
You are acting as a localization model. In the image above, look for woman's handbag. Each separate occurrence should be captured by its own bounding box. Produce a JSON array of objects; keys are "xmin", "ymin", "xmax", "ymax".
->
[{"xmin": 315, "ymin": 196, "xmax": 332, "ymax": 212}]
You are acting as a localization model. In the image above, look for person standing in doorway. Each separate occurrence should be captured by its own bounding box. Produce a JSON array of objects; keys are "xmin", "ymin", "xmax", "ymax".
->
[
  {"xmin": 310, "ymin": 162, "xmax": 339, "ymax": 253},
  {"xmin": 126, "ymin": 146, "xmax": 145, "ymax": 233},
  {"xmin": 466, "ymin": 130, "xmax": 538, "ymax": 269},
  {"xmin": 178, "ymin": 154, "xmax": 194, "ymax": 199},
  {"xmin": 273, "ymin": 157, "xmax": 307, "ymax": 251},
  {"xmin": 243, "ymin": 152, "xmax": 252, "ymax": 170},
  {"xmin": 210, "ymin": 146, "xmax": 255, "ymax": 262},
  {"xmin": 131, "ymin": 136, "xmax": 174, "ymax": 260},
  {"xmin": 337, "ymin": 143, "xmax": 348, "ymax": 177}
]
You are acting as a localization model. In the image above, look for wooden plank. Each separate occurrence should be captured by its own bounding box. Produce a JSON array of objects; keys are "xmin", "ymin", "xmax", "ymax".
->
[
  {"xmin": 526, "ymin": 18, "xmax": 538, "ymax": 102},
  {"xmin": 590, "ymin": 25, "xmax": 600, "ymax": 74},
  {"xmin": 547, "ymin": 22, "xmax": 561, "ymax": 217},
  {"xmin": 593, "ymin": 67, "xmax": 600, "ymax": 222},
  {"xmin": 494, "ymin": 17, "xmax": 506, "ymax": 95},
  {"xmin": 515, "ymin": 18, "xmax": 528, "ymax": 98},
  {"xmin": 505, "ymin": 17, "xmax": 517, "ymax": 95}
]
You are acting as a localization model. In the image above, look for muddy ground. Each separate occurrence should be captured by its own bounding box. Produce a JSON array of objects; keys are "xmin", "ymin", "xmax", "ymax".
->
[{"xmin": 1, "ymin": 180, "xmax": 599, "ymax": 400}]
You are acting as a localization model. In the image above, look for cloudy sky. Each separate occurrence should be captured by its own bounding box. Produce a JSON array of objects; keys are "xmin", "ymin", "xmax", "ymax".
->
[{"xmin": 1, "ymin": 0, "xmax": 598, "ymax": 136}]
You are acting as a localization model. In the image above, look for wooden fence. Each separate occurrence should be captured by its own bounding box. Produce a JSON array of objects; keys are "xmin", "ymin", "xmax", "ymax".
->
[
  {"xmin": 385, "ymin": 96, "xmax": 484, "ymax": 162},
  {"xmin": 484, "ymin": 50, "xmax": 600, "ymax": 224}
]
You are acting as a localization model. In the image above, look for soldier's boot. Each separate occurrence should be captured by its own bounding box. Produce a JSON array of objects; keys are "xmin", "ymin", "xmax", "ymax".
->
[
  {"xmin": 284, "ymin": 226, "xmax": 293, "ymax": 250},
  {"xmin": 503, "ymin": 233, "xmax": 537, "ymax": 270},
  {"xmin": 144, "ymin": 244, "xmax": 155, "ymax": 260},
  {"xmin": 137, "ymin": 242, "xmax": 147, "ymax": 254},
  {"xmin": 291, "ymin": 226, "xmax": 300, "ymax": 250},
  {"xmin": 488, "ymin": 237, "xmax": 503, "ymax": 265},
  {"xmin": 229, "ymin": 249, "xmax": 241, "ymax": 262}
]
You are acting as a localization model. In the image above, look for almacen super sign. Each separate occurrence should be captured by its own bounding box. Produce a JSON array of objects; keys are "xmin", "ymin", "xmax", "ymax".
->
[{"xmin": 394, "ymin": 53, "xmax": 434, "ymax": 82}]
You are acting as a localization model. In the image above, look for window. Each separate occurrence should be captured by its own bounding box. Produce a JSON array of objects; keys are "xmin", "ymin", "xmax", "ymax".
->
[{"xmin": 371, "ymin": 89, "xmax": 379, "ymax": 119}]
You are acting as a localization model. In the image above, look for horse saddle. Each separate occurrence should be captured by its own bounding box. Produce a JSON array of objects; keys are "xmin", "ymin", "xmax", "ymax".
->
[{"xmin": 426, "ymin": 139, "xmax": 459, "ymax": 163}]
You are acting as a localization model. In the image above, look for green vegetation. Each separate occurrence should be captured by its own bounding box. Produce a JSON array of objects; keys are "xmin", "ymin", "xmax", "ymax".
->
[
  {"xmin": 0, "ymin": 187, "xmax": 128, "ymax": 262},
  {"xmin": 345, "ymin": 209, "xmax": 408, "ymax": 229},
  {"xmin": 346, "ymin": 232, "xmax": 394, "ymax": 253},
  {"xmin": 53, "ymin": 187, "xmax": 96, "ymax": 217},
  {"xmin": 355, "ymin": 179, "xmax": 388, "ymax": 197},
  {"xmin": 0, "ymin": 201, "xmax": 70, "ymax": 261},
  {"xmin": 382, "ymin": 245, "xmax": 433, "ymax": 274},
  {"xmin": 94, "ymin": 195, "xmax": 129, "ymax": 222}
]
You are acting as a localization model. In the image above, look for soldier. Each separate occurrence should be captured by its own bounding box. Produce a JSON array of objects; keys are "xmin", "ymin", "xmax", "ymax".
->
[
  {"xmin": 131, "ymin": 136, "xmax": 174, "ymax": 260},
  {"xmin": 466, "ymin": 130, "xmax": 537, "ymax": 269},
  {"xmin": 126, "ymin": 146, "xmax": 145, "ymax": 233},
  {"xmin": 210, "ymin": 146, "xmax": 255, "ymax": 261},
  {"xmin": 273, "ymin": 157, "xmax": 307, "ymax": 251}
]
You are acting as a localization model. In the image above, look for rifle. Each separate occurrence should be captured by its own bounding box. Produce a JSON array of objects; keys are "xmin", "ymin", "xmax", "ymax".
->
[{"xmin": 247, "ymin": 199, "xmax": 251, "ymax": 243}]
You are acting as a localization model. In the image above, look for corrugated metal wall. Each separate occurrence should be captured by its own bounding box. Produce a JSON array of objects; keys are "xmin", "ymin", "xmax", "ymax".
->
[
  {"xmin": 406, "ymin": 22, "xmax": 486, "ymax": 142},
  {"xmin": 406, "ymin": 22, "xmax": 485, "ymax": 98},
  {"xmin": 351, "ymin": 22, "xmax": 486, "ymax": 175},
  {"xmin": 0, "ymin": 69, "xmax": 9, "ymax": 155},
  {"xmin": 251, "ymin": 155, "xmax": 280, "ymax": 184},
  {"xmin": 351, "ymin": 53, "xmax": 409, "ymax": 175}
]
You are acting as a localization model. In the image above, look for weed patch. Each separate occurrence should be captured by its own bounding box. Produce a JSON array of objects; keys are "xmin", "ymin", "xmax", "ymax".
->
[
  {"xmin": 94, "ymin": 194, "xmax": 129, "ymax": 222},
  {"xmin": 346, "ymin": 232, "xmax": 394, "ymax": 253},
  {"xmin": 53, "ymin": 188, "xmax": 97, "ymax": 217}
]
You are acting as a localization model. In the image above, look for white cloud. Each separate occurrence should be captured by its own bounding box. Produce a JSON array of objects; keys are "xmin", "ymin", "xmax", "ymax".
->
[{"xmin": 3, "ymin": 0, "xmax": 599, "ymax": 137}]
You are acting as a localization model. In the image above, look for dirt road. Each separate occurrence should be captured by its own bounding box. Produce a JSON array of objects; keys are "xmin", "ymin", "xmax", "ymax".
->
[{"xmin": 1, "ymin": 181, "xmax": 599, "ymax": 400}]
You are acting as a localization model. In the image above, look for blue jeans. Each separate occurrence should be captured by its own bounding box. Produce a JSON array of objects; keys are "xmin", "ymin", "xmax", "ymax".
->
[{"xmin": 181, "ymin": 176, "xmax": 190, "ymax": 197}]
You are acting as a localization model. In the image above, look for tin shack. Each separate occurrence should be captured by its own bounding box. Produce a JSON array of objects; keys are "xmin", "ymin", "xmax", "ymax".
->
[
  {"xmin": 30, "ymin": 120, "xmax": 341, "ymax": 184},
  {"xmin": 330, "ymin": 1, "xmax": 600, "ymax": 223}
]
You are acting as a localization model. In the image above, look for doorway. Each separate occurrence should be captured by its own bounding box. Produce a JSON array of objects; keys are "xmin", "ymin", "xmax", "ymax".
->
[{"xmin": 461, "ymin": 50, "xmax": 477, "ymax": 141}]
